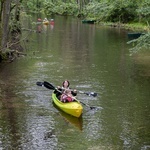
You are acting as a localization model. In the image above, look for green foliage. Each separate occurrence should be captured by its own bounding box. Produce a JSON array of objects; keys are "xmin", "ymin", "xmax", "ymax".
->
[
  {"xmin": 43, "ymin": 1, "xmax": 55, "ymax": 15},
  {"xmin": 136, "ymin": 0, "xmax": 150, "ymax": 16},
  {"xmin": 82, "ymin": 1, "xmax": 110, "ymax": 20},
  {"xmin": 43, "ymin": 1, "xmax": 79, "ymax": 16},
  {"xmin": 127, "ymin": 33, "xmax": 150, "ymax": 55},
  {"xmin": 107, "ymin": 0, "xmax": 138, "ymax": 23},
  {"xmin": 22, "ymin": 0, "xmax": 44, "ymax": 13},
  {"xmin": 81, "ymin": 0, "xmax": 138, "ymax": 23},
  {"xmin": 26, "ymin": 1, "xmax": 37, "ymax": 12},
  {"xmin": 136, "ymin": 0, "xmax": 150, "ymax": 23}
]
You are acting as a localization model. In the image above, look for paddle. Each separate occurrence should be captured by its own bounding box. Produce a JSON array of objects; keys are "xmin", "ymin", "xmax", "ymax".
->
[
  {"xmin": 78, "ymin": 91, "xmax": 97, "ymax": 97},
  {"xmin": 36, "ymin": 81, "xmax": 97, "ymax": 109},
  {"xmin": 78, "ymin": 100, "xmax": 97, "ymax": 109},
  {"xmin": 36, "ymin": 81, "xmax": 56, "ymax": 90},
  {"xmin": 36, "ymin": 81, "xmax": 97, "ymax": 97}
]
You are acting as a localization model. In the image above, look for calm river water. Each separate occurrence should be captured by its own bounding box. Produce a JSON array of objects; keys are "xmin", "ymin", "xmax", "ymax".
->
[{"xmin": 0, "ymin": 16, "xmax": 150, "ymax": 150}]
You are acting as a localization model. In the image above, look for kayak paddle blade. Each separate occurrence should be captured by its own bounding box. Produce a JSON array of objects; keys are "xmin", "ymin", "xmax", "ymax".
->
[
  {"xmin": 36, "ymin": 82, "xmax": 43, "ymax": 86},
  {"xmin": 43, "ymin": 81, "xmax": 56, "ymax": 90},
  {"xmin": 85, "ymin": 92, "xmax": 97, "ymax": 97}
]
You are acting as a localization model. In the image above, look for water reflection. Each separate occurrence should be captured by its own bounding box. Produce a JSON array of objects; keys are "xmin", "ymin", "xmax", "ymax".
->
[
  {"xmin": 37, "ymin": 24, "xmax": 42, "ymax": 33},
  {"xmin": 53, "ymin": 103, "xmax": 83, "ymax": 131}
]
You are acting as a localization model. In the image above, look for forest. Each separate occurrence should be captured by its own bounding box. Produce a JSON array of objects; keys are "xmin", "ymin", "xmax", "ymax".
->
[{"xmin": 0, "ymin": 0, "xmax": 150, "ymax": 62}]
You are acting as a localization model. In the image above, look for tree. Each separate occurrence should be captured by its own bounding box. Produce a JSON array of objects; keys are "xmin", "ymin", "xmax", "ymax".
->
[
  {"xmin": 0, "ymin": 0, "xmax": 23, "ymax": 61},
  {"xmin": 128, "ymin": 33, "xmax": 150, "ymax": 55},
  {"xmin": 1, "ymin": 0, "xmax": 12, "ymax": 53}
]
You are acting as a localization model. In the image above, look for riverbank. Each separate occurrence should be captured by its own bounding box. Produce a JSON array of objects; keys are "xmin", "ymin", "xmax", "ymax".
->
[{"xmin": 98, "ymin": 21, "xmax": 150, "ymax": 32}]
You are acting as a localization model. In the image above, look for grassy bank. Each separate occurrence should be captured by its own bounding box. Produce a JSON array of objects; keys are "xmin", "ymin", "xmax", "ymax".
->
[{"xmin": 98, "ymin": 21, "xmax": 150, "ymax": 32}]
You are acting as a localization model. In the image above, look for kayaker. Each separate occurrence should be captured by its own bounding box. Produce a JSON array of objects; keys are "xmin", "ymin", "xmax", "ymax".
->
[
  {"xmin": 59, "ymin": 80, "xmax": 77, "ymax": 96},
  {"xmin": 54, "ymin": 80, "xmax": 77, "ymax": 98}
]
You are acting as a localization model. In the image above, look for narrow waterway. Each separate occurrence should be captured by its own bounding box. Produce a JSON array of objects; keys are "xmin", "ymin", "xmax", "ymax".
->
[{"xmin": 0, "ymin": 16, "xmax": 150, "ymax": 150}]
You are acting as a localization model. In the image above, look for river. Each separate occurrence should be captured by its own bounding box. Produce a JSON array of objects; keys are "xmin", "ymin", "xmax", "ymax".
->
[{"xmin": 0, "ymin": 16, "xmax": 150, "ymax": 150}]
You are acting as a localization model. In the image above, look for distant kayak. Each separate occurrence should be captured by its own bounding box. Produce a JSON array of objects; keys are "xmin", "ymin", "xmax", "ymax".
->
[
  {"xmin": 82, "ymin": 20, "xmax": 96, "ymax": 24},
  {"xmin": 52, "ymin": 92, "xmax": 83, "ymax": 118},
  {"xmin": 127, "ymin": 32, "xmax": 145, "ymax": 39}
]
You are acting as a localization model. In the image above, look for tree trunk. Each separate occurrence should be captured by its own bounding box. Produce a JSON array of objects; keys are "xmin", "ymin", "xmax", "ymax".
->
[
  {"xmin": 0, "ymin": 0, "xmax": 5, "ymax": 22},
  {"xmin": 1, "ymin": 0, "xmax": 12, "ymax": 52},
  {"xmin": 0, "ymin": 0, "xmax": 5, "ymax": 53}
]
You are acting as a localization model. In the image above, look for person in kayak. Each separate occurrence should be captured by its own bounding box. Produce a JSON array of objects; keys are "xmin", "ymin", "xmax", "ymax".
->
[
  {"xmin": 54, "ymin": 80, "xmax": 77, "ymax": 99},
  {"xmin": 62, "ymin": 80, "xmax": 77, "ymax": 96}
]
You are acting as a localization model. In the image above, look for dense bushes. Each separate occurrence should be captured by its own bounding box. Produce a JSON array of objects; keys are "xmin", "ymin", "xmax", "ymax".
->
[
  {"xmin": 81, "ymin": 0, "xmax": 149, "ymax": 24},
  {"xmin": 107, "ymin": 1, "xmax": 137, "ymax": 23},
  {"xmin": 136, "ymin": 0, "xmax": 150, "ymax": 23},
  {"xmin": 128, "ymin": 33, "xmax": 150, "ymax": 54},
  {"xmin": 43, "ymin": 1, "xmax": 79, "ymax": 16}
]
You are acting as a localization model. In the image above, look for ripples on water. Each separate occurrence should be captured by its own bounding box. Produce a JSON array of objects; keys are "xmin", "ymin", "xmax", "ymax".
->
[{"xmin": 0, "ymin": 16, "xmax": 150, "ymax": 149}]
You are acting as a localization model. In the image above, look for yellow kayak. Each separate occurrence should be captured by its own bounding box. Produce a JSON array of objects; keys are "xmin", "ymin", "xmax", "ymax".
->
[{"xmin": 52, "ymin": 92, "xmax": 83, "ymax": 118}]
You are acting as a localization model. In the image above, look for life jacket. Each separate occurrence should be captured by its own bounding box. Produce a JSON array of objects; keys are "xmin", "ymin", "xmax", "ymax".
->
[
  {"xmin": 61, "ymin": 87, "xmax": 77, "ymax": 96},
  {"xmin": 61, "ymin": 94, "xmax": 72, "ymax": 102}
]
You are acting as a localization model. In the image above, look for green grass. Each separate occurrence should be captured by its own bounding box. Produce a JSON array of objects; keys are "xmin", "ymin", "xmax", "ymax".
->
[
  {"xmin": 124, "ymin": 22, "xmax": 149, "ymax": 32},
  {"xmin": 97, "ymin": 21, "xmax": 150, "ymax": 32}
]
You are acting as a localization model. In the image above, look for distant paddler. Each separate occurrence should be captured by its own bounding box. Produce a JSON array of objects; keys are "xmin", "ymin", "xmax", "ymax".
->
[{"xmin": 43, "ymin": 18, "xmax": 49, "ymax": 25}]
